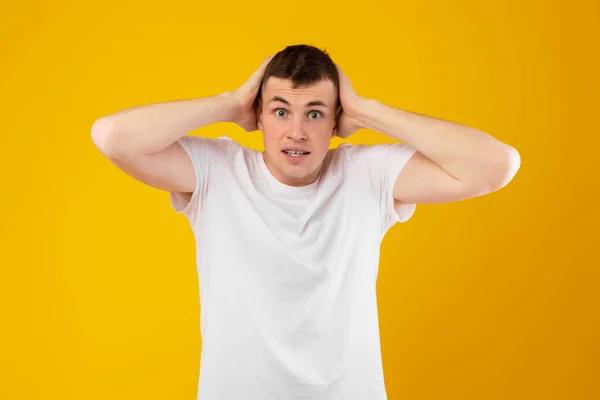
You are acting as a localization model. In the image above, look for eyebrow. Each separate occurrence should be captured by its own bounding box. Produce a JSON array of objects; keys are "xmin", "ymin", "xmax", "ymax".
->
[{"xmin": 268, "ymin": 96, "xmax": 328, "ymax": 108}]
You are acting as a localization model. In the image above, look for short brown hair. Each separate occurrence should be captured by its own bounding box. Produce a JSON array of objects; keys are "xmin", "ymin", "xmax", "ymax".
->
[{"xmin": 255, "ymin": 44, "xmax": 340, "ymax": 111}]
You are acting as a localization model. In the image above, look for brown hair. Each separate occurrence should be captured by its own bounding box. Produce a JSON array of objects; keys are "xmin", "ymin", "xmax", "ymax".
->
[{"xmin": 255, "ymin": 44, "xmax": 340, "ymax": 113}]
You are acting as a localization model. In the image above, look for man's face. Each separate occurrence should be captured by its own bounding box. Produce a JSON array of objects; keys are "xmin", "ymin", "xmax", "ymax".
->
[{"xmin": 257, "ymin": 77, "xmax": 339, "ymax": 187}]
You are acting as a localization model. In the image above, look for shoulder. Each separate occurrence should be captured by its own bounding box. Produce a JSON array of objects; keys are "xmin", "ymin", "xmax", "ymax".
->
[
  {"xmin": 324, "ymin": 143, "xmax": 379, "ymax": 178},
  {"xmin": 180, "ymin": 135, "xmax": 246, "ymax": 166},
  {"xmin": 330, "ymin": 142, "xmax": 407, "ymax": 166},
  {"xmin": 203, "ymin": 135, "xmax": 242, "ymax": 154}
]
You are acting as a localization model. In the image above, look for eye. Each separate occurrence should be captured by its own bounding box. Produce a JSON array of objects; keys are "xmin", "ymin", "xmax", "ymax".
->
[
  {"xmin": 308, "ymin": 111, "xmax": 322, "ymax": 119},
  {"xmin": 275, "ymin": 109, "xmax": 287, "ymax": 117}
]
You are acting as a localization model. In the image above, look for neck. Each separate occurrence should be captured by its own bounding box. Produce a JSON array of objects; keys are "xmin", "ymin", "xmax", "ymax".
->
[{"xmin": 262, "ymin": 152, "xmax": 323, "ymax": 187}]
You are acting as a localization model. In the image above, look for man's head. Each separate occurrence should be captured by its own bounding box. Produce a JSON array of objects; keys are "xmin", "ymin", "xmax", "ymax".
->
[{"xmin": 255, "ymin": 44, "xmax": 341, "ymax": 187}]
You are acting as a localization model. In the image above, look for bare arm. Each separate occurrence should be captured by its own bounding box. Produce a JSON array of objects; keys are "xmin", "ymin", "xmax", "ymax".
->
[
  {"xmin": 92, "ymin": 94, "xmax": 238, "ymax": 157},
  {"xmin": 91, "ymin": 93, "xmax": 239, "ymax": 194},
  {"xmin": 334, "ymin": 65, "xmax": 520, "ymax": 204},
  {"xmin": 91, "ymin": 55, "xmax": 273, "ymax": 195},
  {"xmin": 358, "ymin": 100, "xmax": 520, "ymax": 203}
]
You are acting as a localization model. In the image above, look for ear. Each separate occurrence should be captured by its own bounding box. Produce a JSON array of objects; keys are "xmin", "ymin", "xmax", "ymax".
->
[
  {"xmin": 255, "ymin": 97, "xmax": 263, "ymax": 131},
  {"xmin": 332, "ymin": 104, "xmax": 342, "ymax": 137}
]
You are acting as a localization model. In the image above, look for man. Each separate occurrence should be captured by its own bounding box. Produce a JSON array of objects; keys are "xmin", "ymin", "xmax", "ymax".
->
[{"xmin": 92, "ymin": 44, "xmax": 520, "ymax": 399}]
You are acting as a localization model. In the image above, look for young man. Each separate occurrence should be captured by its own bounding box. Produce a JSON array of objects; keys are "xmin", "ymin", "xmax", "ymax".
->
[{"xmin": 92, "ymin": 44, "xmax": 520, "ymax": 399}]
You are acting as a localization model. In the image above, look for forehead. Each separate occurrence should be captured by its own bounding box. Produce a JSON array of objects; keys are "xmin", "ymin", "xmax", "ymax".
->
[{"xmin": 262, "ymin": 77, "xmax": 337, "ymax": 106}]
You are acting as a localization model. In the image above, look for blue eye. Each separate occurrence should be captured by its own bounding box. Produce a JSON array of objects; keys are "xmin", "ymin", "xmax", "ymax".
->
[{"xmin": 274, "ymin": 109, "xmax": 322, "ymax": 119}]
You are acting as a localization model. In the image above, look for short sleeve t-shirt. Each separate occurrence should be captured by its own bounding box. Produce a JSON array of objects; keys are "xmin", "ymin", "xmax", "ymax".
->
[{"xmin": 170, "ymin": 135, "xmax": 418, "ymax": 400}]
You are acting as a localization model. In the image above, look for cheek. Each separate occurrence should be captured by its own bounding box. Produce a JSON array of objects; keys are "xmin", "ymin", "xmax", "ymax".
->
[
  {"xmin": 262, "ymin": 117, "xmax": 283, "ymax": 135},
  {"xmin": 262, "ymin": 130, "xmax": 284, "ymax": 154},
  {"xmin": 315, "ymin": 124, "xmax": 335, "ymax": 144}
]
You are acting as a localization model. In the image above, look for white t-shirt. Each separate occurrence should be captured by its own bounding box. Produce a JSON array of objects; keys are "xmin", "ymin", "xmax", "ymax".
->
[{"xmin": 170, "ymin": 135, "xmax": 418, "ymax": 400}]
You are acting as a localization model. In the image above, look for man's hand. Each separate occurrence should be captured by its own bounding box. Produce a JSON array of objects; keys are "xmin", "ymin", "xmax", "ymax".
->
[
  {"xmin": 334, "ymin": 64, "xmax": 368, "ymax": 138},
  {"xmin": 230, "ymin": 55, "xmax": 274, "ymax": 132}
]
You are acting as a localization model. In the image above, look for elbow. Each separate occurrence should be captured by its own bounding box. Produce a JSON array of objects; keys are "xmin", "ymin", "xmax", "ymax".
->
[
  {"xmin": 91, "ymin": 116, "xmax": 113, "ymax": 153},
  {"xmin": 486, "ymin": 145, "xmax": 521, "ymax": 191},
  {"xmin": 467, "ymin": 145, "xmax": 521, "ymax": 196},
  {"xmin": 91, "ymin": 117, "xmax": 125, "ymax": 158},
  {"xmin": 495, "ymin": 145, "xmax": 521, "ymax": 188}
]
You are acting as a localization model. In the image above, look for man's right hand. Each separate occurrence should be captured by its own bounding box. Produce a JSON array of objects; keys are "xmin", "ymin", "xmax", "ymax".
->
[{"xmin": 230, "ymin": 55, "xmax": 274, "ymax": 132}]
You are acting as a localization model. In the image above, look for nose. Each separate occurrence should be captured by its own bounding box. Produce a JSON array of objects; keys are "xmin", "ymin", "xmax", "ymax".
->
[{"xmin": 286, "ymin": 116, "xmax": 308, "ymax": 141}]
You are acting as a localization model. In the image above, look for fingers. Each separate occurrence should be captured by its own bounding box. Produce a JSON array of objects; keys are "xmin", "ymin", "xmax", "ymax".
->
[
  {"xmin": 335, "ymin": 63, "xmax": 350, "ymax": 84},
  {"xmin": 243, "ymin": 54, "xmax": 275, "ymax": 94},
  {"xmin": 251, "ymin": 54, "xmax": 275, "ymax": 79},
  {"xmin": 261, "ymin": 54, "xmax": 275, "ymax": 68}
]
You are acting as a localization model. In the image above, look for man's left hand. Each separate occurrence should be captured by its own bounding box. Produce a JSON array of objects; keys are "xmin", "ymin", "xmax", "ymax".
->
[{"xmin": 334, "ymin": 65, "xmax": 367, "ymax": 138}]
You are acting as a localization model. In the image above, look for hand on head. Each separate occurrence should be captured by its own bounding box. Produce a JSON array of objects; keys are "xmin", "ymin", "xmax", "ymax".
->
[
  {"xmin": 230, "ymin": 55, "xmax": 366, "ymax": 138},
  {"xmin": 333, "ymin": 64, "xmax": 366, "ymax": 139},
  {"xmin": 231, "ymin": 55, "xmax": 274, "ymax": 132}
]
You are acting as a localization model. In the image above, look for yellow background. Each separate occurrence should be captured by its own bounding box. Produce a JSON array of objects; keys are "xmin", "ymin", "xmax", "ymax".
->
[{"xmin": 1, "ymin": 1, "xmax": 598, "ymax": 399}]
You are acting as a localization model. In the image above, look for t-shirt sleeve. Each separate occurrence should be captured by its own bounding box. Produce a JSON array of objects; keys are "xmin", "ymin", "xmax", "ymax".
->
[
  {"xmin": 347, "ymin": 142, "xmax": 419, "ymax": 234},
  {"xmin": 169, "ymin": 135, "xmax": 210, "ymax": 223}
]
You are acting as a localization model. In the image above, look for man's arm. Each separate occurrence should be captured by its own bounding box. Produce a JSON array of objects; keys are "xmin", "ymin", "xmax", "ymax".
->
[
  {"xmin": 91, "ymin": 93, "xmax": 239, "ymax": 194},
  {"xmin": 91, "ymin": 55, "xmax": 273, "ymax": 195},
  {"xmin": 357, "ymin": 101, "xmax": 521, "ymax": 204},
  {"xmin": 335, "ymin": 65, "xmax": 520, "ymax": 204},
  {"xmin": 92, "ymin": 94, "xmax": 239, "ymax": 158}
]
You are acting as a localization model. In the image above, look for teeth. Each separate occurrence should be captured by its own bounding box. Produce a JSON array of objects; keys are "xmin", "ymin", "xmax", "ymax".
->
[{"xmin": 285, "ymin": 150, "xmax": 308, "ymax": 156}]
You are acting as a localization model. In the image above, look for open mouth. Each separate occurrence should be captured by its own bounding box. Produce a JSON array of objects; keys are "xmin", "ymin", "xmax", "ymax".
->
[{"xmin": 282, "ymin": 150, "xmax": 310, "ymax": 158}]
